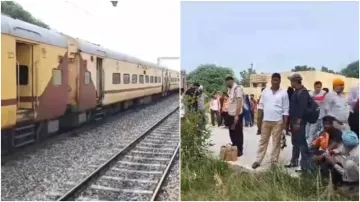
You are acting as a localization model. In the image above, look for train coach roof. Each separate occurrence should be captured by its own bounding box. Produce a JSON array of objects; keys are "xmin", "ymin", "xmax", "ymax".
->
[
  {"xmin": 1, "ymin": 15, "xmax": 173, "ymax": 71},
  {"xmin": 76, "ymin": 38, "xmax": 166, "ymax": 70},
  {"xmin": 1, "ymin": 15, "xmax": 68, "ymax": 48}
]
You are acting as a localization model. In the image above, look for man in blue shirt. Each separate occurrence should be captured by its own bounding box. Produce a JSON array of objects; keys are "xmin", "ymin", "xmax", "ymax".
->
[{"xmin": 285, "ymin": 73, "xmax": 315, "ymax": 172}]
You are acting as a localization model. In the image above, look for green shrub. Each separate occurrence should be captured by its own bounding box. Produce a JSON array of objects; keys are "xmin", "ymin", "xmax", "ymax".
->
[{"xmin": 181, "ymin": 97, "xmax": 358, "ymax": 201}]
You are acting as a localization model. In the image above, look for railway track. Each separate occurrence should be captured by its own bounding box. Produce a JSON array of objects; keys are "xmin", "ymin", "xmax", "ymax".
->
[{"xmin": 50, "ymin": 107, "xmax": 179, "ymax": 201}]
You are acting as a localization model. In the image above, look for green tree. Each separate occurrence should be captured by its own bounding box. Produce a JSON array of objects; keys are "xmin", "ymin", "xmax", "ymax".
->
[
  {"xmin": 320, "ymin": 66, "xmax": 341, "ymax": 74},
  {"xmin": 340, "ymin": 60, "xmax": 359, "ymax": 78},
  {"xmin": 239, "ymin": 67, "xmax": 256, "ymax": 87},
  {"xmin": 1, "ymin": 1, "xmax": 50, "ymax": 29},
  {"xmin": 187, "ymin": 64, "xmax": 238, "ymax": 95},
  {"xmin": 291, "ymin": 65, "xmax": 316, "ymax": 72}
]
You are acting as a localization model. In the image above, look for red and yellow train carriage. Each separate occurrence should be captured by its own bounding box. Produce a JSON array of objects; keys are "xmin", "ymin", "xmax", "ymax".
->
[{"xmin": 1, "ymin": 15, "xmax": 179, "ymax": 154}]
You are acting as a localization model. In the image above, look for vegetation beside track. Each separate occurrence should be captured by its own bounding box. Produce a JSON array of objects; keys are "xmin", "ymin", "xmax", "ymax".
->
[{"xmin": 180, "ymin": 107, "xmax": 358, "ymax": 201}]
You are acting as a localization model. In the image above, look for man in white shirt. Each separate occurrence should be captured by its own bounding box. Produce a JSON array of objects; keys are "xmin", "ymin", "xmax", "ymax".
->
[
  {"xmin": 225, "ymin": 76, "xmax": 244, "ymax": 156},
  {"xmin": 306, "ymin": 81, "xmax": 326, "ymax": 147},
  {"xmin": 252, "ymin": 73, "xmax": 289, "ymax": 169},
  {"xmin": 210, "ymin": 93, "xmax": 221, "ymax": 126},
  {"xmin": 347, "ymin": 84, "xmax": 359, "ymax": 137},
  {"xmin": 324, "ymin": 78, "xmax": 350, "ymax": 126}
]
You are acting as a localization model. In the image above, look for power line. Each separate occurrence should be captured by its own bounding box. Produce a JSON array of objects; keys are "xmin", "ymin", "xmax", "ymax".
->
[{"xmin": 64, "ymin": 0, "xmax": 93, "ymax": 16}]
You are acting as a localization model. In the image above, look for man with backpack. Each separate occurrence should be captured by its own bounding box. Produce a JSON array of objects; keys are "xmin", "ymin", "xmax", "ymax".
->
[{"xmin": 285, "ymin": 73, "xmax": 317, "ymax": 172}]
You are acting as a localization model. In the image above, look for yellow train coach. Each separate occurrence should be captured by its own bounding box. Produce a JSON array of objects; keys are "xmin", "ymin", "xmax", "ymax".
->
[{"xmin": 1, "ymin": 15, "xmax": 179, "ymax": 153}]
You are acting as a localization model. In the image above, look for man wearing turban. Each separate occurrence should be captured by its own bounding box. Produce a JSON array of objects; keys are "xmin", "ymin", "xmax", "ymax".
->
[{"xmin": 324, "ymin": 78, "xmax": 351, "ymax": 128}]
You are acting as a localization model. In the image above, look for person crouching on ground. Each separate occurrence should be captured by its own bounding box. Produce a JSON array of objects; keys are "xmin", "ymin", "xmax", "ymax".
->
[
  {"xmin": 252, "ymin": 73, "xmax": 289, "ymax": 169},
  {"xmin": 323, "ymin": 128, "xmax": 359, "ymax": 189},
  {"xmin": 225, "ymin": 76, "xmax": 244, "ymax": 157},
  {"xmin": 311, "ymin": 116, "xmax": 344, "ymax": 183},
  {"xmin": 210, "ymin": 92, "xmax": 221, "ymax": 127}
]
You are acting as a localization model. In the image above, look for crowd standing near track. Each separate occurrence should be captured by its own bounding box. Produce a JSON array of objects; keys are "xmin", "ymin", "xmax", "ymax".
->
[{"xmin": 183, "ymin": 72, "xmax": 359, "ymax": 191}]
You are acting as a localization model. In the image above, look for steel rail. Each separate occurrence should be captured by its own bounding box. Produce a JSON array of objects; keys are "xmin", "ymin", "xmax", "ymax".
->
[
  {"xmin": 57, "ymin": 107, "xmax": 179, "ymax": 201},
  {"xmin": 150, "ymin": 142, "xmax": 179, "ymax": 201}
]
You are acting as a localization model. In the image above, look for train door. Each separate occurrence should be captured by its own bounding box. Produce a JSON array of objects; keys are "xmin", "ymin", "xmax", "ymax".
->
[
  {"xmin": 15, "ymin": 42, "xmax": 34, "ymax": 112},
  {"xmin": 96, "ymin": 57, "xmax": 104, "ymax": 100},
  {"xmin": 167, "ymin": 72, "xmax": 171, "ymax": 92}
]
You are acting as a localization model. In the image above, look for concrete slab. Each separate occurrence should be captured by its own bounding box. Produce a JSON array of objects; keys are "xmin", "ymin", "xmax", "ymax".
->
[{"xmin": 208, "ymin": 125, "xmax": 299, "ymax": 177}]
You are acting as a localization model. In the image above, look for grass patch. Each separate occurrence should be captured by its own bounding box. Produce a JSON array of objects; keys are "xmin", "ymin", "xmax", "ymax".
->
[
  {"xmin": 182, "ymin": 161, "xmax": 358, "ymax": 201},
  {"xmin": 181, "ymin": 99, "xmax": 358, "ymax": 201}
]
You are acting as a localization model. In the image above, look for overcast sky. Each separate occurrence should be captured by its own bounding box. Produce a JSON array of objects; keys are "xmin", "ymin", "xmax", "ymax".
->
[{"xmin": 14, "ymin": 0, "xmax": 180, "ymax": 70}]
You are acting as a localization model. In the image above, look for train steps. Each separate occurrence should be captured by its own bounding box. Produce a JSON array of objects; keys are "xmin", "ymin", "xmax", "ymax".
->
[
  {"xmin": 94, "ymin": 103, "xmax": 105, "ymax": 121},
  {"xmin": 13, "ymin": 123, "xmax": 36, "ymax": 148}
]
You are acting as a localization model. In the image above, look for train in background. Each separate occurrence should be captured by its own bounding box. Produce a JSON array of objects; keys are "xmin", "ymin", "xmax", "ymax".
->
[{"xmin": 1, "ymin": 15, "xmax": 179, "ymax": 154}]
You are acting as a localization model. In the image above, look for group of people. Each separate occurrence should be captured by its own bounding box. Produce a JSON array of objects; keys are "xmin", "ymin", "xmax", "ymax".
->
[
  {"xmin": 208, "ymin": 91, "xmax": 257, "ymax": 128},
  {"xmin": 252, "ymin": 73, "xmax": 359, "ymax": 189},
  {"xmin": 181, "ymin": 73, "xmax": 359, "ymax": 189}
]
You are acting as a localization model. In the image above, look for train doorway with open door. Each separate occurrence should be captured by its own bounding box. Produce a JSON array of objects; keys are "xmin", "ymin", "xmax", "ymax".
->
[
  {"xmin": 96, "ymin": 57, "xmax": 104, "ymax": 100},
  {"xmin": 13, "ymin": 41, "xmax": 37, "ymax": 148},
  {"xmin": 15, "ymin": 42, "xmax": 35, "ymax": 121}
]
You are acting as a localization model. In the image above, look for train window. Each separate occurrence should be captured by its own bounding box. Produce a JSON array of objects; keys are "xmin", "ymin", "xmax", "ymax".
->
[
  {"xmin": 150, "ymin": 76, "xmax": 154, "ymax": 83},
  {"xmin": 132, "ymin": 74, "xmax": 137, "ymax": 83},
  {"xmin": 16, "ymin": 65, "xmax": 29, "ymax": 85},
  {"xmin": 123, "ymin": 74, "xmax": 130, "ymax": 84},
  {"xmin": 52, "ymin": 69, "xmax": 62, "ymax": 86},
  {"xmin": 139, "ymin": 75, "xmax": 144, "ymax": 84},
  {"xmin": 145, "ymin": 75, "xmax": 149, "ymax": 83},
  {"xmin": 85, "ymin": 71, "xmax": 91, "ymax": 85},
  {"xmin": 112, "ymin": 73, "xmax": 121, "ymax": 84},
  {"xmin": 158, "ymin": 77, "xmax": 161, "ymax": 83},
  {"xmin": 154, "ymin": 76, "xmax": 157, "ymax": 83}
]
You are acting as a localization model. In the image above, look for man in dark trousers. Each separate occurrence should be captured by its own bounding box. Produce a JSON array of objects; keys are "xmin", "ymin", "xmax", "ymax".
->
[
  {"xmin": 256, "ymin": 88, "xmax": 265, "ymax": 135},
  {"xmin": 285, "ymin": 73, "xmax": 315, "ymax": 172},
  {"xmin": 250, "ymin": 94, "xmax": 257, "ymax": 126},
  {"xmin": 185, "ymin": 82, "xmax": 200, "ymax": 112},
  {"xmin": 225, "ymin": 76, "xmax": 244, "ymax": 156}
]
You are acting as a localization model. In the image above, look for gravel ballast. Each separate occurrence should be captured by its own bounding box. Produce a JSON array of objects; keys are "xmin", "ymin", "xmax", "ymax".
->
[
  {"xmin": 1, "ymin": 95, "xmax": 179, "ymax": 201},
  {"xmin": 156, "ymin": 155, "xmax": 179, "ymax": 201}
]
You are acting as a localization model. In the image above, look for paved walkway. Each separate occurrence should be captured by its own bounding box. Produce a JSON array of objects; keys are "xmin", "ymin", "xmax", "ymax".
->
[{"xmin": 209, "ymin": 124, "xmax": 299, "ymax": 176}]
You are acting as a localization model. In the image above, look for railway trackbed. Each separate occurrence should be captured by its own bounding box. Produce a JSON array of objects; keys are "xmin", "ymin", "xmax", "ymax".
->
[{"xmin": 48, "ymin": 107, "xmax": 179, "ymax": 201}]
